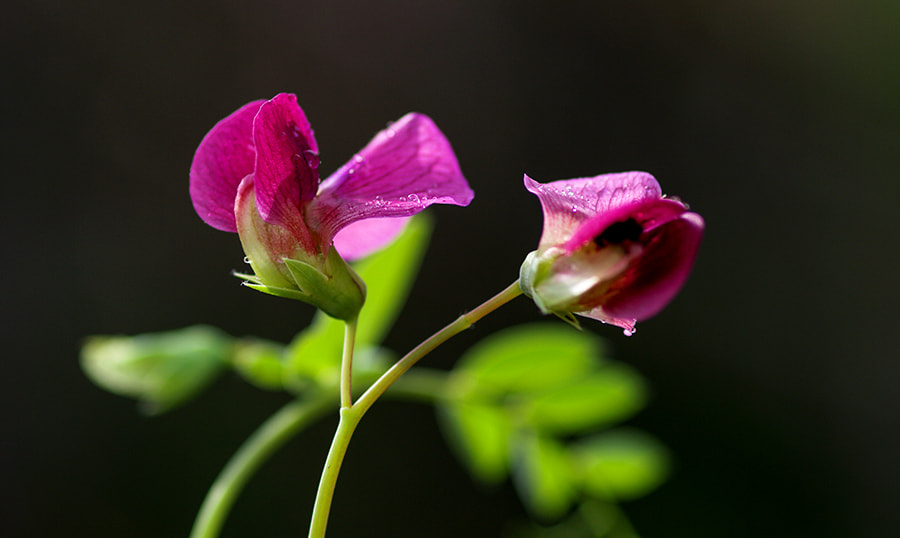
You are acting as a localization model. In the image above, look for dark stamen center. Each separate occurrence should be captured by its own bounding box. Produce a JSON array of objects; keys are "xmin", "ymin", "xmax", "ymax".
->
[{"xmin": 594, "ymin": 218, "xmax": 643, "ymax": 246}]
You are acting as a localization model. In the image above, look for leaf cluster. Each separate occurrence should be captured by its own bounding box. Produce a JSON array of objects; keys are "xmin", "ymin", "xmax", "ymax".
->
[{"xmin": 438, "ymin": 324, "xmax": 669, "ymax": 527}]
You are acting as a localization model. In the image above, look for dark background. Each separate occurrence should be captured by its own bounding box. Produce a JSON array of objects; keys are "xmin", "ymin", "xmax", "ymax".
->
[{"xmin": 3, "ymin": 1, "xmax": 898, "ymax": 536}]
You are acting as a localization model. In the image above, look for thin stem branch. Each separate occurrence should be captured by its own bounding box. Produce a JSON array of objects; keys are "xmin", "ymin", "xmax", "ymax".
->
[
  {"xmin": 189, "ymin": 397, "xmax": 333, "ymax": 538},
  {"xmin": 340, "ymin": 317, "xmax": 358, "ymax": 408},
  {"xmin": 307, "ymin": 280, "xmax": 522, "ymax": 537},
  {"xmin": 355, "ymin": 281, "xmax": 522, "ymax": 413}
]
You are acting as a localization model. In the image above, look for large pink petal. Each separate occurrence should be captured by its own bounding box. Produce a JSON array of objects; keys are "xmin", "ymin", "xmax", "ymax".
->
[
  {"xmin": 524, "ymin": 173, "xmax": 662, "ymax": 249},
  {"xmin": 332, "ymin": 217, "xmax": 411, "ymax": 261},
  {"xmin": 600, "ymin": 212, "xmax": 704, "ymax": 321},
  {"xmin": 189, "ymin": 100, "xmax": 264, "ymax": 232},
  {"xmin": 309, "ymin": 113, "xmax": 473, "ymax": 243},
  {"xmin": 253, "ymin": 93, "xmax": 320, "ymax": 228}
]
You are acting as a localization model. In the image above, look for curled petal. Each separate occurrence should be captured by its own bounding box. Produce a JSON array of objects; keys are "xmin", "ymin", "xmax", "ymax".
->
[
  {"xmin": 332, "ymin": 217, "xmax": 411, "ymax": 261},
  {"xmin": 597, "ymin": 212, "xmax": 704, "ymax": 321},
  {"xmin": 189, "ymin": 100, "xmax": 264, "ymax": 232},
  {"xmin": 564, "ymin": 198, "xmax": 689, "ymax": 253},
  {"xmin": 310, "ymin": 113, "xmax": 473, "ymax": 243},
  {"xmin": 524, "ymin": 172, "xmax": 662, "ymax": 249},
  {"xmin": 253, "ymin": 93, "xmax": 321, "ymax": 228}
]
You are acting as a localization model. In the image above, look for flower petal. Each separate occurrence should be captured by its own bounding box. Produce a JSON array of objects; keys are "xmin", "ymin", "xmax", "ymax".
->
[
  {"xmin": 600, "ymin": 212, "xmax": 704, "ymax": 321},
  {"xmin": 310, "ymin": 113, "xmax": 473, "ymax": 243},
  {"xmin": 332, "ymin": 217, "xmax": 411, "ymax": 261},
  {"xmin": 189, "ymin": 100, "xmax": 264, "ymax": 232},
  {"xmin": 524, "ymin": 173, "xmax": 662, "ymax": 249},
  {"xmin": 564, "ymin": 198, "xmax": 689, "ymax": 253},
  {"xmin": 578, "ymin": 308, "xmax": 638, "ymax": 333},
  {"xmin": 253, "ymin": 93, "xmax": 320, "ymax": 228}
]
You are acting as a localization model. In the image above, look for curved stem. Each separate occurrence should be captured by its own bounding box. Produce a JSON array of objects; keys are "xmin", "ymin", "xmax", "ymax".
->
[
  {"xmin": 307, "ymin": 281, "xmax": 522, "ymax": 537},
  {"xmin": 189, "ymin": 397, "xmax": 333, "ymax": 538},
  {"xmin": 356, "ymin": 281, "xmax": 521, "ymax": 412}
]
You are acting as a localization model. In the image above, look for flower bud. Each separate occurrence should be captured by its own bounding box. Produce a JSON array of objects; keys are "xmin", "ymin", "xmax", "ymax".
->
[{"xmin": 521, "ymin": 173, "xmax": 704, "ymax": 333}]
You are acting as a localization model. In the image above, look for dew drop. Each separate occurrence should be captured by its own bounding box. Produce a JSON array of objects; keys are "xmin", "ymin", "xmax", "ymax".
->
[
  {"xmin": 243, "ymin": 256, "xmax": 251, "ymax": 264},
  {"xmin": 302, "ymin": 149, "xmax": 320, "ymax": 169},
  {"xmin": 623, "ymin": 327, "xmax": 636, "ymax": 337}
]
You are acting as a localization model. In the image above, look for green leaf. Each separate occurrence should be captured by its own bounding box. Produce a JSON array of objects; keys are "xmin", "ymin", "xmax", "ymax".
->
[
  {"xmin": 454, "ymin": 323, "xmax": 605, "ymax": 397},
  {"xmin": 284, "ymin": 316, "xmax": 345, "ymax": 386},
  {"xmin": 351, "ymin": 214, "xmax": 432, "ymax": 348},
  {"xmin": 231, "ymin": 339, "xmax": 287, "ymax": 391},
  {"xmin": 573, "ymin": 429, "xmax": 670, "ymax": 501},
  {"xmin": 80, "ymin": 325, "xmax": 230, "ymax": 414},
  {"xmin": 512, "ymin": 433, "xmax": 576, "ymax": 520},
  {"xmin": 522, "ymin": 365, "xmax": 648, "ymax": 435},
  {"xmin": 438, "ymin": 401, "xmax": 513, "ymax": 484}
]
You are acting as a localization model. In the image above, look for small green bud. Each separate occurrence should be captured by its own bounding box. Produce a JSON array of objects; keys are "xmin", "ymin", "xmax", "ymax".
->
[{"xmin": 238, "ymin": 245, "xmax": 366, "ymax": 321}]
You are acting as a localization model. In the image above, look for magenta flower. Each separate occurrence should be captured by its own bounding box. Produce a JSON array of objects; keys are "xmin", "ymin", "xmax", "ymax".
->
[
  {"xmin": 190, "ymin": 93, "xmax": 473, "ymax": 319},
  {"xmin": 519, "ymin": 172, "xmax": 703, "ymax": 334}
]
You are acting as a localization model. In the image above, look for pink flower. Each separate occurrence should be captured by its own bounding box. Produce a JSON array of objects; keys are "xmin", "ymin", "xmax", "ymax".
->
[
  {"xmin": 519, "ymin": 172, "xmax": 703, "ymax": 334},
  {"xmin": 190, "ymin": 93, "xmax": 473, "ymax": 319}
]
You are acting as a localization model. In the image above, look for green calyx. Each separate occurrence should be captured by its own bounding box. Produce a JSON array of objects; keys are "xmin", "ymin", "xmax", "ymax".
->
[{"xmin": 237, "ymin": 245, "xmax": 366, "ymax": 321}]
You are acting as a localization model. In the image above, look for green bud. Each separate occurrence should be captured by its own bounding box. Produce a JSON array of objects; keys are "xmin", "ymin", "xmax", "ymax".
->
[{"xmin": 238, "ymin": 245, "xmax": 366, "ymax": 321}]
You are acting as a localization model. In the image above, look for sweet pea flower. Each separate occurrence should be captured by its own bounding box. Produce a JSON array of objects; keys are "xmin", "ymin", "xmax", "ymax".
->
[
  {"xmin": 190, "ymin": 93, "xmax": 473, "ymax": 320},
  {"xmin": 519, "ymin": 172, "xmax": 703, "ymax": 334}
]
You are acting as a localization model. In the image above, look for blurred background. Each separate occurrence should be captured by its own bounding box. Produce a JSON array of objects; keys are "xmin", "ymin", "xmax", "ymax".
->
[{"xmin": 3, "ymin": 0, "xmax": 898, "ymax": 536}]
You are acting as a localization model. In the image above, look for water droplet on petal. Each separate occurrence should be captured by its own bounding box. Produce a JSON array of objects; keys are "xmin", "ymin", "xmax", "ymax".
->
[
  {"xmin": 623, "ymin": 327, "xmax": 636, "ymax": 336},
  {"xmin": 243, "ymin": 256, "xmax": 251, "ymax": 264},
  {"xmin": 302, "ymin": 149, "xmax": 320, "ymax": 170}
]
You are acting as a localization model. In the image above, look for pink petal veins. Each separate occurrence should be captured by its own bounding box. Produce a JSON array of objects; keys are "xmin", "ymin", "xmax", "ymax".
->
[
  {"xmin": 189, "ymin": 100, "xmax": 264, "ymax": 232},
  {"xmin": 252, "ymin": 93, "xmax": 321, "ymax": 229},
  {"xmin": 310, "ymin": 113, "xmax": 473, "ymax": 244},
  {"xmin": 524, "ymin": 172, "xmax": 661, "ymax": 249}
]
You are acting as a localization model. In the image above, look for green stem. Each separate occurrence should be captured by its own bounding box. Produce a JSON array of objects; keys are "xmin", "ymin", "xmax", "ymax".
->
[
  {"xmin": 387, "ymin": 368, "xmax": 453, "ymax": 404},
  {"xmin": 307, "ymin": 281, "xmax": 523, "ymax": 537},
  {"xmin": 340, "ymin": 317, "xmax": 358, "ymax": 408},
  {"xmin": 190, "ymin": 397, "xmax": 334, "ymax": 538}
]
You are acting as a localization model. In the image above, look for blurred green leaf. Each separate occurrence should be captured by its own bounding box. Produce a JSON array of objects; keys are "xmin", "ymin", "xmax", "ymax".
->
[
  {"xmin": 512, "ymin": 433, "xmax": 576, "ymax": 520},
  {"xmin": 231, "ymin": 339, "xmax": 287, "ymax": 391},
  {"xmin": 438, "ymin": 402, "xmax": 513, "ymax": 484},
  {"xmin": 284, "ymin": 317, "xmax": 344, "ymax": 386},
  {"xmin": 509, "ymin": 499, "xmax": 639, "ymax": 538},
  {"xmin": 522, "ymin": 365, "xmax": 647, "ymax": 435},
  {"xmin": 454, "ymin": 323, "xmax": 604, "ymax": 397},
  {"xmin": 352, "ymin": 214, "xmax": 432, "ymax": 348},
  {"xmin": 80, "ymin": 325, "xmax": 230, "ymax": 414},
  {"xmin": 284, "ymin": 215, "xmax": 432, "ymax": 384},
  {"xmin": 573, "ymin": 429, "xmax": 670, "ymax": 501}
]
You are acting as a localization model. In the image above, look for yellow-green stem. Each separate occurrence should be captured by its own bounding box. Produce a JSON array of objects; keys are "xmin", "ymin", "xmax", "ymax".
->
[
  {"xmin": 189, "ymin": 397, "xmax": 333, "ymax": 538},
  {"xmin": 307, "ymin": 281, "xmax": 522, "ymax": 537},
  {"xmin": 340, "ymin": 317, "xmax": 358, "ymax": 408}
]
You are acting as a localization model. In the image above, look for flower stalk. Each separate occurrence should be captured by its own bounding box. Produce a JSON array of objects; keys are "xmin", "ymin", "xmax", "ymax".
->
[
  {"xmin": 308, "ymin": 281, "xmax": 523, "ymax": 537},
  {"xmin": 189, "ymin": 397, "xmax": 334, "ymax": 538}
]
